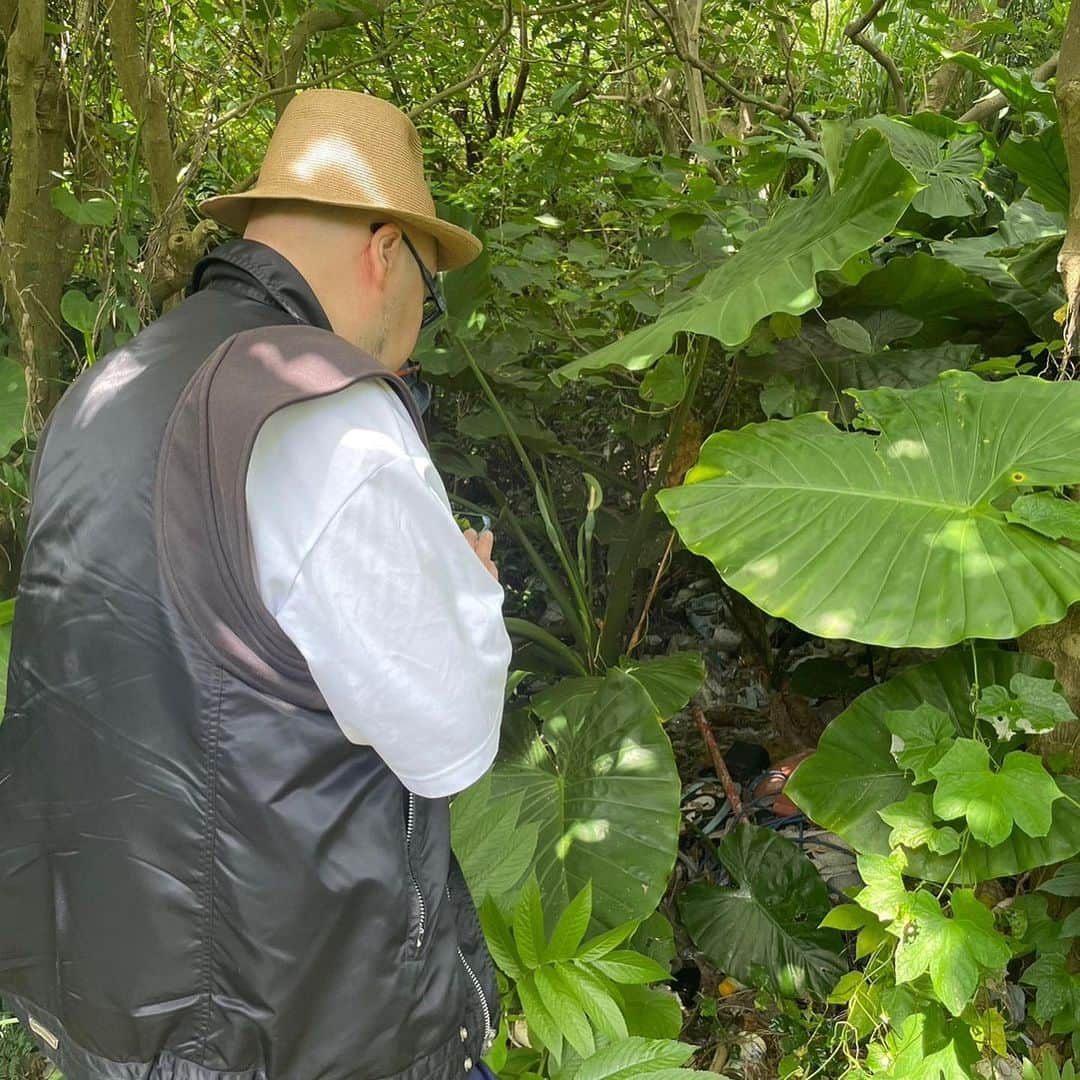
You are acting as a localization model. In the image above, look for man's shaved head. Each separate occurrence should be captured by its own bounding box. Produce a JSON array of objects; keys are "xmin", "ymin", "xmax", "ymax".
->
[{"xmin": 242, "ymin": 198, "xmax": 439, "ymax": 373}]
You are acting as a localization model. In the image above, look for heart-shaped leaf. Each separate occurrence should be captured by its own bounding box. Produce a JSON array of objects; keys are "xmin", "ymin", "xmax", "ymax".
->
[
  {"xmin": 679, "ymin": 823, "xmax": 847, "ymax": 998},
  {"xmin": 491, "ymin": 670, "xmax": 682, "ymax": 934},
  {"xmin": 657, "ymin": 370, "xmax": 1080, "ymax": 648},
  {"xmin": 999, "ymin": 127, "xmax": 1069, "ymax": 216},
  {"xmin": 60, "ymin": 289, "xmax": 98, "ymax": 335},
  {"xmin": 785, "ymin": 649, "xmax": 1080, "ymax": 883},
  {"xmin": 864, "ymin": 116, "xmax": 988, "ymax": 218}
]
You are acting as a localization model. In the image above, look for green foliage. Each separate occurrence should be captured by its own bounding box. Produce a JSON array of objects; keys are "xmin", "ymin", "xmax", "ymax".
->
[
  {"xmin": 679, "ymin": 823, "xmax": 847, "ymax": 999},
  {"xmin": 929, "ymin": 740, "xmax": 1061, "ymax": 847},
  {"xmin": 787, "ymin": 648, "xmax": 1080, "ymax": 883},
  {"xmin": 890, "ymin": 890, "xmax": 1011, "ymax": 1017},
  {"xmin": 550, "ymin": 129, "xmax": 921, "ymax": 384},
  {"xmin": 657, "ymin": 371, "xmax": 1080, "ymax": 648},
  {"xmin": 478, "ymin": 669, "xmax": 682, "ymax": 933},
  {"xmin": 0, "ymin": 1016, "xmax": 52, "ymax": 1080},
  {"xmin": 8, "ymin": 7, "xmax": 1080, "ymax": 1078},
  {"xmin": 451, "ymin": 772, "xmax": 538, "ymax": 910},
  {"xmin": 479, "ymin": 874, "xmax": 685, "ymax": 1071}
]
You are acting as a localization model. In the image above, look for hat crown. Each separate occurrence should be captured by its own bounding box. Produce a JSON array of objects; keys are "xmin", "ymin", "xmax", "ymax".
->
[
  {"xmin": 256, "ymin": 90, "xmax": 436, "ymax": 221},
  {"xmin": 197, "ymin": 88, "xmax": 483, "ymax": 270}
]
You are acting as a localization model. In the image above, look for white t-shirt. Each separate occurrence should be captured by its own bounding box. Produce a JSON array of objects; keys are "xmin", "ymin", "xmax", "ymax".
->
[{"xmin": 244, "ymin": 377, "xmax": 513, "ymax": 798}]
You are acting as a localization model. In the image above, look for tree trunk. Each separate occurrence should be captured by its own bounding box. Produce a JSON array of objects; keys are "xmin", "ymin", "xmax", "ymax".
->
[
  {"xmin": 1, "ymin": 0, "xmax": 81, "ymax": 423},
  {"xmin": 1018, "ymin": 0, "xmax": 1080, "ymax": 767},
  {"xmin": 669, "ymin": 0, "xmax": 711, "ymax": 145}
]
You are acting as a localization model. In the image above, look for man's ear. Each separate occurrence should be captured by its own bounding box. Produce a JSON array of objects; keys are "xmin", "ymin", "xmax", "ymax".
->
[{"xmin": 365, "ymin": 223, "xmax": 403, "ymax": 288}]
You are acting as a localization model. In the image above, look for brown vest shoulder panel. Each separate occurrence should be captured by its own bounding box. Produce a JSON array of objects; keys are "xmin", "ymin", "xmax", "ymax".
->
[{"xmin": 154, "ymin": 323, "xmax": 429, "ymax": 710}]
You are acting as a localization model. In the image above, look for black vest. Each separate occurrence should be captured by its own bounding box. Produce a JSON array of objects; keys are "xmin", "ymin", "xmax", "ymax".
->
[{"xmin": 0, "ymin": 239, "xmax": 500, "ymax": 1079}]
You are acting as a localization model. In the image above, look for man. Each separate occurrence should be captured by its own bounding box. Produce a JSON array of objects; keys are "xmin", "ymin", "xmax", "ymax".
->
[{"xmin": 0, "ymin": 89, "xmax": 512, "ymax": 1080}]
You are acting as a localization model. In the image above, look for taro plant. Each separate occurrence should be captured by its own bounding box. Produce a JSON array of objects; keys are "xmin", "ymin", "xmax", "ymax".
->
[{"xmin": 479, "ymin": 872, "xmax": 691, "ymax": 1079}]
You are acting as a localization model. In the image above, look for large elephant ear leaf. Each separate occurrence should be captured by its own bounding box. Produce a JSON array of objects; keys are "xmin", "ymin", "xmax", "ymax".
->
[
  {"xmin": 657, "ymin": 370, "xmax": 1080, "ymax": 648},
  {"xmin": 490, "ymin": 669, "xmax": 682, "ymax": 935},
  {"xmin": 549, "ymin": 128, "xmax": 921, "ymax": 386},
  {"xmin": 679, "ymin": 823, "xmax": 847, "ymax": 999},
  {"xmin": 784, "ymin": 648, "xmax": 1080, "ymax": 884}
]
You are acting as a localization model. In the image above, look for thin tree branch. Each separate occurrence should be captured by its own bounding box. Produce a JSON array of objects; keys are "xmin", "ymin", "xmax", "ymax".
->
[
  {"xmin": 407, "ymin": 5, "xmax": 513, "ymax": 119},
  {"xmin": 958, "ymin": 50, "xmax": 1060, "ymax": 124},
  {"xmin": 108, "ymin": 0, "xmax": 180, "ymax": 217},
  {"xmin": 641, "ymin": 0, "xmax": 817, "ymax": 141},
  {"xmin": 271, "ymin": 0, "xmax": 390, "ymax": 116},
  {"xmin": 844, "ymin": 0, "xmax": 907, "ymax": 114}
]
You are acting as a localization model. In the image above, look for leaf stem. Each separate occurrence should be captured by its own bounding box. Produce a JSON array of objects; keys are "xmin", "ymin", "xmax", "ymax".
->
[
  {"xmin": 596, "ymin": 336, "xmax": 710, "ymax": 666},
  {"xmin": 460, "ymin": 335, "xmax": 595, "ymax": 659}
]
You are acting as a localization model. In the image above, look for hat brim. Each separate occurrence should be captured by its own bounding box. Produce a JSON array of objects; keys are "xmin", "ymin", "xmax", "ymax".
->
[{"xmin": 197, "ymin": 190, "xmax": 483, "ymax": 272}]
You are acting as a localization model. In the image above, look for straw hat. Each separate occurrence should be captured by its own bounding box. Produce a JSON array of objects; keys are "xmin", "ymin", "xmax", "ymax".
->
[{"xmin": 198, "ymin": 89, "xmax": 482, "ymax": 271}]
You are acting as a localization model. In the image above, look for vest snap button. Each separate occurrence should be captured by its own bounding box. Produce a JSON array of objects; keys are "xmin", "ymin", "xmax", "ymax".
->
[
  {"xmin": 463, "ymin": 1058, "xmax": 473, "ymax": 1072},
  {"xmin": 459, "ymin": 1026, "xmax": 468, "ymax": 1041}
]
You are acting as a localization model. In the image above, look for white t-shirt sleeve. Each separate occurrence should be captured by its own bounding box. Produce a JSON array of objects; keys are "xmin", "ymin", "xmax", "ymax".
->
[{"xmin": 245, "ymin": 380, "xmax": 513, "ymax": 798}]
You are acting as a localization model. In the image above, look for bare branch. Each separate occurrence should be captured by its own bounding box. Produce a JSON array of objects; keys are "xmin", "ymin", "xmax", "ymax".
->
[
  {"xmin": 108, "ymin": 0, "xmax": 180, "ymax": 217},
  {"xmin": 407, "ymin": 6, "xmax": 513, "ymax": 120},
  {"xmin": 958, "ymin": 51, "xmax": 1060, "ymax": 124},
  {"xmin": 641, "ymin": 0, "xmax": 817, "ymax": 140},
  {"xmin": 272, "ymin": 0, "xmax": 390, "ymax": 116},
  {"xmin": 844, "ymin": 0, "xmax": 907, "ymax": 114}
]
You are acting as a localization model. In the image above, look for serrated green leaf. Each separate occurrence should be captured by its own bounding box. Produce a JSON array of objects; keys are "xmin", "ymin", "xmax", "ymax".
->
[
  {"xmin": 451, "ymin": 773, "xmax": 539, "ymax": 905},
  {"xmin": 575, "ymin": 919, "xmax": 643, "ymax": 962},
  {"xmin": 571, "ymin": 1036, "xmax": 695, "ymax": 1080},
  {"xmin": 879, "ymin": 793, "xmax": 961, "ymax": 855},
  {"xmin": 589, "ymin": 950, "xmax": 671, "ymax": 985},
  {"xmin": 785, "ymin": 648, "xmax": 1080, "ymax": 884},
  {"xmin": 1007, "ymin": 493, "xmax": 1080, "ymax": 543},
  {"xmin": 1010, "ymin": 893, "xmax": 1075, "ymax": 957},
  {"xmin": 535, "ymin": 965, "xmax": 595, "ymax": 1058},
  {"xmin": 514, "ymin": 872, "xmax": 548, "ymax": 969},
  {"xmin": 867, "ymin": 1008, "xmax": 980, "ymax": 1079},
  {"xmin": 931, "ymin": 741, "xmax": 1062, "ymax": 847},
  {"xmin": 564, "ymin": 964, "xmax": 628, "ymax": 1040},
  {"xmin": 892, "ymin": 889, "xmax": 1011, "ymax": 1017},
  {"xmin": 885, "ymin": 705, "xmax": 955, "ymax": 785},
  {"xmin": 517, "ymin": 972, "xmax": 564, "ymax": 1065},
  {"xmin": 478, "ymin": 895, "xmax": 525, "ymax": 979},
  {"xmin": 549, "ymin": 881, "xmax": 593, "ymax": 961},
  {"xmin": 1021, "ymin": 952, "xmax": 1080, "ymax": 1023},
  {"xmin": 975, "ymin": 672, "xmax": 1076, "ymax": 739},
  {"xmin": 855, "ymin": 851, "xmax": 909, "ymax": 923}
]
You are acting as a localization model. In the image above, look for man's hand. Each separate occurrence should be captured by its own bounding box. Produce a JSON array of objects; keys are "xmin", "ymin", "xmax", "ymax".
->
[{"xmin": 462, "ymin": 527, "xmax": 499, "ymax": 583}]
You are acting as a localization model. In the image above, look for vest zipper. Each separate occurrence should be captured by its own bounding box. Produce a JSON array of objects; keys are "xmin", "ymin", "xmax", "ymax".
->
[
  {"xmin": 447, "ymin": 883, "xmax": 496, "ymax": 1054},
  {"xmin": 405, "ymin": 791, "xmax": 427, "ymax": 952}
]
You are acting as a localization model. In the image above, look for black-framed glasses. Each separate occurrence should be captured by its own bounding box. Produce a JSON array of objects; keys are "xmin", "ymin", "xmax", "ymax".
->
[{"xmin": 370, "ymin": 222, "xmax": 445, "ymax": 330}]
